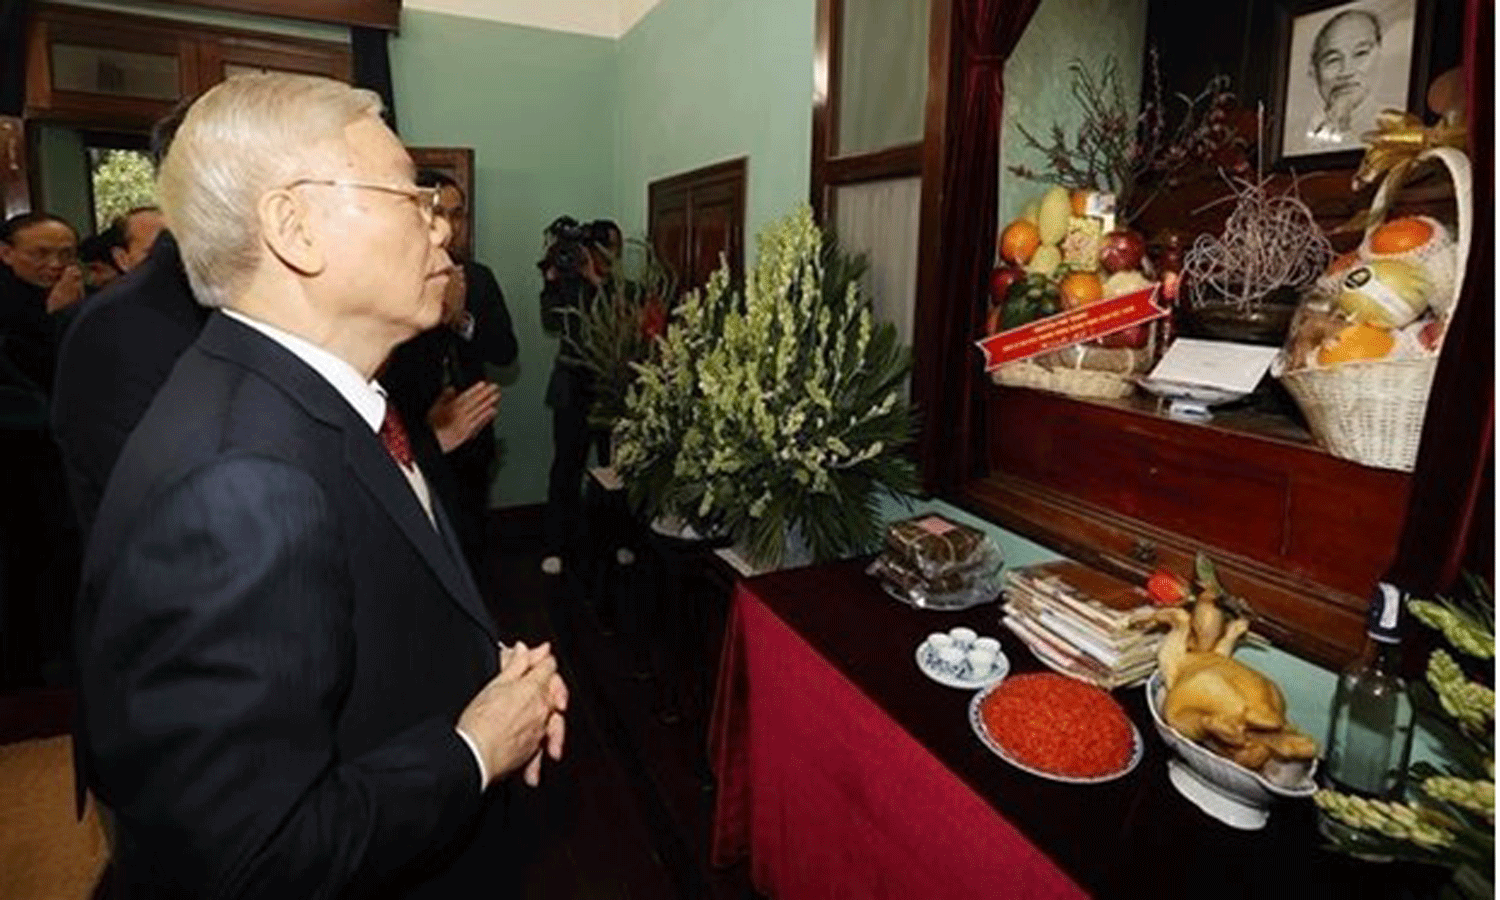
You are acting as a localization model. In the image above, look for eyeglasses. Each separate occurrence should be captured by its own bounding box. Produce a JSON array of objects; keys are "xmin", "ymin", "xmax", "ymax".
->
[
  {"xmin": 285, "ymin": 178, "xmax": 443, "ymax": 225},
  {"xmin": 14, "ymin": 246, "xmax": 77, "ymax": 266}
]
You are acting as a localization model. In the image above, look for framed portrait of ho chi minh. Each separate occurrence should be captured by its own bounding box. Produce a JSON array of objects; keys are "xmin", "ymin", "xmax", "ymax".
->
[
  {"xmin": 408, "ymin": 146, "xmax": 475, "ymax": 260},
  {"xmin": 1268, "ymin": 0, "xmax": 1433, "ymax": 170}
]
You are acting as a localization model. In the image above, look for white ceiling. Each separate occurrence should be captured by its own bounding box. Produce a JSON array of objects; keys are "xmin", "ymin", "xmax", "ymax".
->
[{"xmin": 404, "ymin": 0, "xmax": 663, "ymax": 38}]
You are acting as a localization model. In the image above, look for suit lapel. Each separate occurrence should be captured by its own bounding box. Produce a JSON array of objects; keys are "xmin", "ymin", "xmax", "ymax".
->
[
  {"xmin": 345, "ymin": 422, "xmax": 498, "ymax": 641},
  {"xmin": 198, "ymin": 314, "xmax": 498, "ymax": 641}
]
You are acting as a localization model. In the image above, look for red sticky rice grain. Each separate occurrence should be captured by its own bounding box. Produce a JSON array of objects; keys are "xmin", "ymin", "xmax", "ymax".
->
[{"xmin": 982, "ymin": 673, "xmax": 1134, "ymax": 778}]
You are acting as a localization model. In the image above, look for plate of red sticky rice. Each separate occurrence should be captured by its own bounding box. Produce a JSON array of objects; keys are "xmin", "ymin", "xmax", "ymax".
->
[{"xmin": 968, "ymin": 672, "xmax": 1142, "ymax": 783}]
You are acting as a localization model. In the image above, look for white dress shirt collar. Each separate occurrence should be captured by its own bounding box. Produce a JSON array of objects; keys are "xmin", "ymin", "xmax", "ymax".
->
[{"xmin": 222, "ymin": 308, "xmax": 386, "ymax": 431}]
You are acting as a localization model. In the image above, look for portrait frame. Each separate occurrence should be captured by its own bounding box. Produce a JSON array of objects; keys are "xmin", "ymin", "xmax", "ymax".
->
[
  {"xmin": 408, "ymin": 146, "xmax": 475, "ymax": 260},
  {"xmin": 1268, "ymin": 0, "xmax": 1433, "ymax": 171}
]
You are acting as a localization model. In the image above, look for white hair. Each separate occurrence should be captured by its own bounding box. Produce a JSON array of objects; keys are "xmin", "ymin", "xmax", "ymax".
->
[{"xmin": 156, "ymin": 73, "xmax": 384, "ymax": 309}]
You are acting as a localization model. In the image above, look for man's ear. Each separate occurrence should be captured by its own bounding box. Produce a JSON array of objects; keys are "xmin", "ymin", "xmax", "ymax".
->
[
  {"xmin": 258, "ymin": 188, "xmax": 324, "ymax": 276},
  {"xmin": 110, "ymin": 246, "xmax": 130, "ymax": 272}
]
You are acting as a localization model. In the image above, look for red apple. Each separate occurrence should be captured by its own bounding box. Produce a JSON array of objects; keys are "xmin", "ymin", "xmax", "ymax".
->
[
  {"xmin": 989, "ymin": 265, "xmax": 1024, "ymax": 304},
  {"xmin": 1096, "ymin": 323, "xmax": 1150, "ymax": 349},
  {"xmin": 1098, "ymin": 229, "xmax": 1147, "ymax": 274}
]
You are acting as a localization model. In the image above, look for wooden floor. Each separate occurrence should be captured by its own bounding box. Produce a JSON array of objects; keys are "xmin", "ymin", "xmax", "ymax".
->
[{"xmin": 479, "ymin": 511, "xmax": 760, "ymax": 900}]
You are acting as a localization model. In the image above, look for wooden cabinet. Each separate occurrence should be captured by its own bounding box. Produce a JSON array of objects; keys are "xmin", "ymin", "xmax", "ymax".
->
[
  {"xmin": 648, "ymin": 158, "xmax": 746, "ymax": 294},
  {"xmin": 24, "ymin": 4, "xmax": 350, "ymax": 130},
  {"xmin": 965, "ymin": 388, "xmax": 1414, "ymax": 664},
  {"xmin": 814, "ymin": 0, "xmax": 1488, "ymax": 669}
]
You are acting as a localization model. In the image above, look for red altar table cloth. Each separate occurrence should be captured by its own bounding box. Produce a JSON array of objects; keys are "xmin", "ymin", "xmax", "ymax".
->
[
  {"xmin": 710, "ymin": 579, "xmax": 1086, "ymax": 899},
  {"xmin": 708, "ymin": 560, "xmax": 1445, "ymax": 900}
]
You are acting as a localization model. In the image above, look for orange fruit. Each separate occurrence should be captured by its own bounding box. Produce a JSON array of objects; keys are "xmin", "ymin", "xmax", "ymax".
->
[
  {"xmin": 1369, "ymin": 217, "xmax": 1435, "ymax": 255},
  {"xmin": 1000, "ymin": 220, "xmax": 1042, "ymax": 266},
  {"xmin": 1317, "ymin": 323, "xmax": 1396, "ymax": 366},
  {"xmin": 1059, "ymin": 271, "xmax": 1104, "ymax": 309}
]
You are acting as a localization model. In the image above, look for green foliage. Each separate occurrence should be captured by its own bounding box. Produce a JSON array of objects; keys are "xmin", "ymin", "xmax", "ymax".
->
[
  {"xmin": 1314, "ymin": 577, "xmax": 1495, "ymax": 900},
  {"xmin": 558, "ymin": 239, "xmax": 675, "ymax": 430},
  {"xmin": 91, "ymin": 150, "xmax": 156, "ymax": 232},
  {"xmin": 611, "ymin": 206, "xmax": 918, "ymax": 568}
]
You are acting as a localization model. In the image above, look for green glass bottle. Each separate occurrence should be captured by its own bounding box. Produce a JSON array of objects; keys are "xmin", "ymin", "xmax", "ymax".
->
[{"xmin": 1322, "ymin": 582, "xmax": 1415, "ymax": 799}]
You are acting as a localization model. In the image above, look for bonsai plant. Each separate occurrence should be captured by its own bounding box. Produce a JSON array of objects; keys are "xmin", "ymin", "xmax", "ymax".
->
[{"xmin": 610, "ymin": 206, "xmax": 918, "ymax": 568}]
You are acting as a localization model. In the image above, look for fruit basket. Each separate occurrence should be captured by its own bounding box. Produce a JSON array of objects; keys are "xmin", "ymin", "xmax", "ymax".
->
[{"xmin": 1278, "ymin": 147, "xmax": 1472, "ymax": 472}]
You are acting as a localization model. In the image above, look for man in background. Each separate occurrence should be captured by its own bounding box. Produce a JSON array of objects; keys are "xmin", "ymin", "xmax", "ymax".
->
[
  {"xmin": 0, "ymin": 212, "xmax": 82, "ymax": 686},
  {"xmin": 76, "ymin": 72, "xmax": 566, "ymax": 898},
  {"xmin": 107, "ymin": 206, "xmax": 166, "ymax": 274},
  {"xmin": 75, "ymin": 206, "xmax": 167, "ymax": 294},
  {"xmin": 538, "ymin": 217, "xmax": 620, "ymax": 577},
  {"xmin": 0, "ymin": 212, "xmax": 82, "ymax": 388},
  {"xmin": 78, "ymin": 230, "xmax": 123, "ymax": 292},
  {"xmin": 53, "ymin": 111, "xmax": 204, "ymax": 540},
  {"xmin": 384, "ymin": 169, "xmax": 515, "ymax": 583}
]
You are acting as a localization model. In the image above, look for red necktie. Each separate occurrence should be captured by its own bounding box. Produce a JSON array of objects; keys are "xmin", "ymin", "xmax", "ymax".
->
[{"xmin": 379, "ymin": 404, "xmax": 414, "ymax": 469}]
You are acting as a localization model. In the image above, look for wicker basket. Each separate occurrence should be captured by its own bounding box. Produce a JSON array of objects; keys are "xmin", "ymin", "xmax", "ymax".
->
[
  {"xmin": 1279, "ymin": 147, "xmax": 1472, "ymax": 472},
  {"xmin": 992, "ymin": 334, "xmax": 1154, "ymax": 400},
  {"xmin": 992, "ymin": 360, "xmax": 1135, "ymax": 399}
]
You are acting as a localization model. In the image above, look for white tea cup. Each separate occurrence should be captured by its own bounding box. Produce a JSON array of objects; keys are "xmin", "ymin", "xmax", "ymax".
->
[
  {"xmin": 966, "ymin": 648, "xmax": 997, "ymax": 679},
  {"xmin": 973, "ymin": 636, "xmax": 1001, "ymax": 655},
  {"xmin": 948, "ymin": 626, "xmax": 977, "ymax": 647},
  {"xmin": 937, "ymin": 646, "xmax": 965, "ymax": 672},
  {"xmin": 927, "ymin": 632, "xmax": 954, "ymax": 652}
]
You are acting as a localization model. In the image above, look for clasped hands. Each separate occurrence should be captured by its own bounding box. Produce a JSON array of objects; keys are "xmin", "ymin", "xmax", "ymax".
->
[
  {"xmin": 458, "ymin": 641, "xmax": 569, "ymax": 789},
  {"xmin": 428, "ymin": 381, "xmax": 501, "ymax": 453}
]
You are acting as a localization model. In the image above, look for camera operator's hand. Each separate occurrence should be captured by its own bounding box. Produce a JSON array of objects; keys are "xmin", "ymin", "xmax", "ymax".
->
[{"xmin": 428, "ymin": 381, "xmax": 500, "ymax": 453}]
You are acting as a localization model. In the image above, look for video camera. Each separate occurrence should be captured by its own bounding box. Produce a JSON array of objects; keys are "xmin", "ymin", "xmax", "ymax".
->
[{"xmin": 538, "ymin": 215, "xmax": 620, "ymax": 280}]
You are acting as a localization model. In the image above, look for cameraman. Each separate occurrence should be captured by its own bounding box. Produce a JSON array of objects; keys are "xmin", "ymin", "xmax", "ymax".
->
[{"xmin": 538, "ymin": 216, "xmax": 620, "ymax": 575}]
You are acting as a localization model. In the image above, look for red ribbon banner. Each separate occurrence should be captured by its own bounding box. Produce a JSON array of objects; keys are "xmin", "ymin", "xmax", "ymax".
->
[{"xmin": 975, "ymin": 285, "xmax": 1167, "ymax": 372}]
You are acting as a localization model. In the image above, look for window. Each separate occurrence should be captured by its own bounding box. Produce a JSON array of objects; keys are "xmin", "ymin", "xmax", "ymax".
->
[{"xmin": 88, "ymin": 146, "xmax": 155, "ymax": 232}]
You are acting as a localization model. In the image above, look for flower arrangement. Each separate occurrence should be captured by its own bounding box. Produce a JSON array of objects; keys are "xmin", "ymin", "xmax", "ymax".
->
[
  {"xmin": 1007, "ymin": 50, "xmax": 1250, "ymax": 227},
  {"xmin": 558, "ymin": 238, "xmax": 674, "ymax": 430},
  {"xmin": 1314, "ymin": 575, "xmax": 1494, "ymax": 899},
  {"xmin": 610, "ymin": 206, "xmax": 918, "ymax": 568}
]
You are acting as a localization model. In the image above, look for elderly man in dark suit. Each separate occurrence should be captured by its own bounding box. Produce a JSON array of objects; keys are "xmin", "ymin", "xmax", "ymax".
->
[{"xmin": 75, "ymin": 73, "xmax": 567, "ymax": 899}]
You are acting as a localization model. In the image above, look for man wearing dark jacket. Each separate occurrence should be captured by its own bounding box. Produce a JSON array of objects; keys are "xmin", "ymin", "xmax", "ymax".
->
[
  {"xmin": 0, "ymin": 212, "xmax": 83, "ymax": 685},
  {"xmin": 383, "ymin": 169, "xmax": 515, "ymax": 579},
  {"xmin": 52, "ymin": 230, "xmax": 207, "ymax": 538},
  {"xmin": 76, "ymin": 72, "xmax": 566, "ymax": 899}
]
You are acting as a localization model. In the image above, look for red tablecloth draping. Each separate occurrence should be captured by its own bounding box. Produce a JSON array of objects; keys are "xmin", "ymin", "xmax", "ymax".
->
[
  {"xmin": 710, "ymin": 581, "xmax": 1086, "ymax": 899},
  {"xmin": 708, "ymin": 560, "xmax": 1449, "ymax": 900}
]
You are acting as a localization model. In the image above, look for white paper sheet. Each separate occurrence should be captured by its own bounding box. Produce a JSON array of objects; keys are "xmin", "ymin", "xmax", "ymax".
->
[{"xmin": 1147, "ymin": 338, "xmax": 1281, "ymax": 394}]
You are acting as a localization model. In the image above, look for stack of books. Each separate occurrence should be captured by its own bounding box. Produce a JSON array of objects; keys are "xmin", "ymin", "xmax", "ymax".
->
[{"xmin": 1001, "ymin": 561, "xmax": 1162, "ymax": 689}]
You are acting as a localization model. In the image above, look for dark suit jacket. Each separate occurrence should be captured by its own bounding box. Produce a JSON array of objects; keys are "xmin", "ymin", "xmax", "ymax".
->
[
  {"xmin": 0, "ymin": 263, "xmax": 61, "ymax": 392},
  {"xmin": 76, "ymin": 313, "xmax": 506, "ymax": 899},
  {"xmin": 51, "ymin": 231, "xmax": 208, "ymax": 538},
  {"xmin": 383, "ymin": 260, "xmax": 516, "ymax": 569}
]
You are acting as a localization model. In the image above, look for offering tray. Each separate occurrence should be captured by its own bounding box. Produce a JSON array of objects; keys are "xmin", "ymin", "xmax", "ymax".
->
[{"xmin": 1144, "ymin": 671, "xmax": 1318, "ymax": 830}]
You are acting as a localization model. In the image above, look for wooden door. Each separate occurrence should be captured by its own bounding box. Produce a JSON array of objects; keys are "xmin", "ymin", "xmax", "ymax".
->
[{"xmin": 647, "ymin": 158, "xmax": 746, "ymax": 295}]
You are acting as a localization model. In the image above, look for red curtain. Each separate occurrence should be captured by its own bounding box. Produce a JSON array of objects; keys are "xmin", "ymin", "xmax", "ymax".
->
[
  {"xmin": 1385, "ymin": 0, "xmax": 1494, "ymax": 597},
  {"xmin": 915, "ymin": 0, "xmax": 1041, "ymax": 493}
]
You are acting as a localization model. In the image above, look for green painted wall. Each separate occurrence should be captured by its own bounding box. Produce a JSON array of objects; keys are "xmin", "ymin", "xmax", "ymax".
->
[
  {"xmin": 34, "ymin": 124, "xmax": 91, "ymax": 235},
  {"xmin": 390, "ymin": 12, "xmax": 617, "ymax": 507},
  {"xmin": 999, "ymin": 0, "xmax": 1149, "ymax": 224},
  {"xmin": 614, "ymin": 0, "xmax": 815, "ymax": 246}
]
